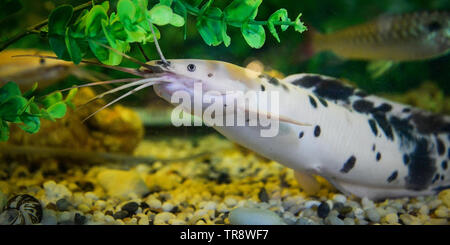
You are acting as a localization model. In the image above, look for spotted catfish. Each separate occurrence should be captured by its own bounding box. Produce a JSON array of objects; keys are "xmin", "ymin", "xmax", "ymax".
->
[
  {"xmin": 145, "ymin": 60, "xmax": 449, "ymax": 200},
  {"xmin": 33, "ymin": 44, "xmax": 449, "ymax": 200}
]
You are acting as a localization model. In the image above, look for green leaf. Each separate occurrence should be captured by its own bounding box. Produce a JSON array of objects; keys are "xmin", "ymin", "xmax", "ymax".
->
[
  {"xmin": 0, "ymin": 82, "xmax": 21, "ymax": 104},
  {"xmin": 85, "ymin": 5, "xmax": 108, "ymax": 37},
  {"xmin": 148, "ymin": 3, "xmax": 173, "ymax": 26},
  {"xmin": 65, "ymin": 28, "xmax": 83, "ymax": 64},
  {"xmin": 196, "ymin": 7, "xmax": 224, "ymax": 46},
  {"xmin": 241, "ymin": 22, "xmax": 265, "ymax": 48},
  {"xmin": 268, "ymin": 9, "xmax": 289, "ymax": 42},
  {"xmin": 0, "ymin": 120, "xmax": 9, "ymax": 142},
  {"xmin": 224, "ymin": 0, "xmax": 262, "ymax": 27},
  {"xmin": 18, "ymin": 114, "xmax": 40, "ymax": 134},
  {"xmin": 18, "ymin": 96, "xmax": 34, "ymax": 115},
  {"xmin": 39, "ymin": 108, "xmax": 54, "ymax": 121},
  {"xmin": 29, "ymin": 102, "xmax": 40, "ymax": 115},
  {"xmin": 22, "ymin": 82, "xmax": 38, "ymax": 98},
  {"xmin": 173, "ymin": 0, "xmax": 188, "ymax": 39},
  {"xmin": 41, "ymin": 92, "xmax": 63, "ymax": 109},
  {"xmin": 64, "ymin": 88, "xmax": 78, "ymax": 103},
  {"xmin": 100, "ymin": 1, "xmax": 110, "ymax": 12},
  {"xmin": 100, "ymin": 20, "xmax": 130, "ymax": 65},
  {"xmin": 160, "ymin": 0, "xmax": 173, "ymax": 6},
  {"xmin": 170, "ymin": 13, "xmax": 185, "ymax": 27},
  {"xmin": 294, "ymin": 13, "xmax": 307, "ymax": 33},
  {"xmin": 221, "ymin": 20, "xmax": 231, "ymax": 47},
  {"xmin": 46, "ymin": 102, "xmax": 67, "ymax": 119},
  {"xmin": 118, "ymin": 0, "xmax": 136, "ymax": 24},
  {"xmin": 199, "ymin": 0, "xmax": 213, "ymax": 15},
  {"xmin": 48, "ymin": 5, "xmax": 74, "ymax": 60},
  {"xmin": 0, "ymin": 96, "xmax": 28, "ymax": 122}
]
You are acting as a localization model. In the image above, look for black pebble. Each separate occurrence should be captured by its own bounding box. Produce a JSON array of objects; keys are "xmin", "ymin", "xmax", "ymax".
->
[
  {"xmin": 217, "ymin": 172, "xmax": 231, "ymax": 184},
  {"xmin": 442, "ymin": 160, "xmax": 448, "ymax": 170},
  {"xmin": 140, "ymin": 202, "xmax": 150, "ymax": 210},
  {"xmin": 314, "ymin": 126, "xmax": 321, "ymax": 137},
  {"xmin": 122, "ymin": 202, "xmax": 139, "ymax": 214},
  {"xmin": 56, "ymin": 198, "xmax": 71, "ymax": 211},
  {"xmin": 74, "ymin": 213, "xmax": 86, "ymax": 225},
  {"xmin": 436, "ymin": 138, "xmax": 445, "ymax": 156},
  {"xmin": 76, "ymin": 181, "xmax": 95, "ymax": 192},
  {"xmin": 258, "ymin": 187, "xmax": 270, "ymax": 203},
  {"xmin": 317, "ymin": 202, "xmax": 330, "ymax": 218},
  {"xmin": 339, "ymin": 206, "xmax": 353, "ymax": 215},
  {"xmin": 113, "ymin": 210, "xmax": 130, "ymax": 219}
]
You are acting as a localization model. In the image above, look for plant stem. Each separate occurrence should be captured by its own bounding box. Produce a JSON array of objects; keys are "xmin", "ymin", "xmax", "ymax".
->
[{"xmin": 0, "ymin": 0, "xmax": 105, "ymax": 52}]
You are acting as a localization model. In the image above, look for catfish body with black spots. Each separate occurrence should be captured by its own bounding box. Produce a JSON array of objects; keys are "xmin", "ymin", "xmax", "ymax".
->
[{"xmin": 146, "ymin": 59, "xmax": 450, "ymax": 200}]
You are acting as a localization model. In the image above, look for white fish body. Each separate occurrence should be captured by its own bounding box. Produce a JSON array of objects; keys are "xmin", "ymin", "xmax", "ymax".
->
[{"xmin": 149, "ymin": 59, "xmax": 450, "ymax": 200}]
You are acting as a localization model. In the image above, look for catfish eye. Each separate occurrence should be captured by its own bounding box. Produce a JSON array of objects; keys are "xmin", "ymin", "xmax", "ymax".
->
[{"xmin": 187, "ymin": 64, "xmax": 196, "ymax": 72}]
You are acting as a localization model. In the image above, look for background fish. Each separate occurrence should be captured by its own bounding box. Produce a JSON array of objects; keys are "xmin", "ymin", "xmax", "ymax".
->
[
  {"xmin": 301, "ymin": 11, "xmax": 450, "ymax": 61},
  {"xmin": 0, "ymin": 49, "xmax": 107, "ymax": 90}
]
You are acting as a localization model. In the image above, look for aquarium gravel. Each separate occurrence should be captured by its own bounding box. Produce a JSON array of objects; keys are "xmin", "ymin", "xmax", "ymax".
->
[{"xmin": 0, "ymin": 134, "xmax": 448, "ymax": 225}]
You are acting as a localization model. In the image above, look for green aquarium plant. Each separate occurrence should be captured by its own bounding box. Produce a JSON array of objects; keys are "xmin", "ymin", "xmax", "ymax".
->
[
  {"xmin": 0, "ymin": 82, "xmax": 77, "ymax": 141},
  {"xmin": 0, "ymin": 0, "xmax": 306, "ymax": 140},
  {"xmin": 2, "ymin": 0, "xmax": 307, "ymax": 65}
]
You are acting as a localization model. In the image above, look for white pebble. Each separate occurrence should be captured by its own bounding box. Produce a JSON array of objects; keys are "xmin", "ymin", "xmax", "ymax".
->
[
  {"xmin": 229, "ymin": 207, "xmax": 286, "ymax": 225},
  {"xmin": 434, "ymin": 206, "xmax": 448, "ymax": 218},
  {"xmin": 384, "ymin": 213, "xmax": 399, "ymax": 224},
  {"xmin": 104, "ymin": 215, "xmax": 115, "ymax": 223},
  {"xmin": 137, "ymin": 214, "xmax": 149, "ymax": 225},
  {"xmin": 169, "ymin": 219, "xmax": 186, "ymax": 225},
  {"xmin": 332, "ymin": 194, "xmax": 346, "ymax": 204},
  {"xmin": 301, "ymin": 208, "xmax": 316, "ymax": 218},
  {"xmin": 162, "ymin": 202, "xmax": 174, "ymax": 212},
  {"xmin": 343, "ymin": 218, "xmax": 355, "ymax": 225},
  {"xmin": 419, "ymin": 205, "xmax": 429, "ymax": 215},
  {"xmin": 224, "ymin": 197, "xmax": 237, "ymax": 207},
  {"xmin": 366, "ymin": 208, "xmax": 380, "ymax": 223},
  {"xmin": 356, "ymin": 219, "xmax": 369, "ymax": 225},
  {"xmin": 362, "ymin": 197, "xmax": 375, "ymax": 209},
  {"xmin": 304, "ymin": 201, "xmax": 321, "ymax": 209},
  {"xmin": 203, "ymin": 201, "xmax": 217, "ymax": 210},
  {"xmin": 84, "ymin": 192, "xmax": 99, "ymax": 201},
  {"xmin": 93, "ymin": 211, "xmax": 105, "ymax": 222},
  {"xmin": 148, "ymin": 199, "xmax": 162, "ymax": 209},
  {"xmin": 217, "ymin": 203, "xmax": 229, "ymax": 213},
  {"xmin": 154, "ymin": 212, "xmax": 176, "ymax": 224},
  {"xmin": 427, "ymin": 199, "xmax": 442, "ymax": 209},
  {"xmin": 44, "ymin": 181, "xmax": 72, "ymax": 203},
  {"xmin": 94, "ymin": 200, "xmax": 107, "ymax": 210},
  {"xmin": 325, "ymin": 216, "xmax": 344, "ymax": 225},
  {"xmin": 58, "ymin": 211, "xmax": 73, "ymax": 223},
  {"xmin": 41, "ymin": 209, "xmax": 57, "ymax": 225}
]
